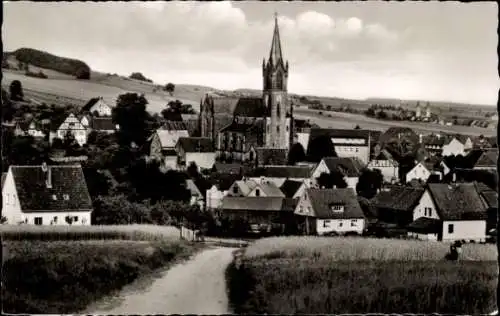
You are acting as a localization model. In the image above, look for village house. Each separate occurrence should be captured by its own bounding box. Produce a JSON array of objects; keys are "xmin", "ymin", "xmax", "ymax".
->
[
  {"xmin": 81, "ymin": 96, "xmax": 113, "ymax": 116},
  {"xmin": 407, "ymin": 183, "xmax": 489, "ymax": 242},
  {"xmin": 186, "ymin": 179, "xmax": 204, "ymax": 210},
  {"xmin": 312, "ymin": 157, "xmax": 364, "ymax": 191},
  {"xmin": 176, "ymin": 137, "xmax": 215, "ymax": 171},
  {"xmin": 367, "ymin": 149, "xmax": 399, "ymax": 183},
  {"xmin": 294, "ymin": 188, "xmax": 365, "ymax": 236},
  {"xmin": 473, "ymin": 149, "xmax": 497, "ymax": 171},
  {"xmin": 2, "ymin": 163, "xmax": 93, "ymax": 225},
  {"xmin": 474, "ymin": 181, "xmax": 498, "ymax": 232},
  {"xmin": 79, "ymin": 114, "xmax": 92, "ymax": 128},
  {"xmin": 280, "ymin": 178, "xmax": 317, "ymax": 199},
  {"xmin": 205, "ymin": 172, "xmax": 244, "ymax": 210},
  {"xmin": 371, "ymin": 186, "xmax": 425, "ymax": 226},
  {"xmin": 441, "ymin": 136, "xmax": 470, "ymax": 157},
  {"xmin": 149, "ymin": 125, "xmax": 190, "ymax": 170},
  {"xmin": 50, "ymin": 113, "xmax": 88, "ymax": 146},
  {"xmin": 13, "ymin": 119, "xmax": 48, "ymax": 138},
  {"xmin": 89, "ymin": 117, "xmax": 118, "ymax": 134},
  {"xmin": 249, "ymin": 165, "xmax": 316, "ymax": 187},
  {"xmin": 405, "ymin": 160, "xmax": 442, "ymax": 183},
  {"xmin": 226, "ymin": 177, "xmax": 285, "ymax": 198}
]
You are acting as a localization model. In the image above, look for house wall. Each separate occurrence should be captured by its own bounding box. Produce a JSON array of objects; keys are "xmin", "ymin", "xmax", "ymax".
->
[
  {"xmin": 294, "ymin": 191, "xmax": 314, "ymax": 217},
  {"xmin": 407, "ymin": 232, "xmax": 439, "ymax": 241},
  {"xmin": 293, "ymin": 179, "xmax": 317, "ymax": 199},
  {"xmin": 442, "ymin": 138, "xmax": 465, "ymax": 157},
  {"xmin": 248, "ymin": 177, "xmax": 308, "ymax": 188},
  {"xmin": 296, "ymin": 132, "xmax": 310, "ymax": 153},
  {"xmin": 248, "ymin": 185, "xmax": 269, "ymax": 197},
  {"xmin": 316, "ymin": 218, "xmax": 365, "ymax": 235},
  {"xmin": 206, "ymin": 186, "xmax": 225, "ymax": 209},
  {"xmin": 28, "ymin": 129, "xmax": 46, "ymax": 138},
  {"xmin": 90, "ymin": 100, "xmax": 112, "ymax": 116},
  {"xmin": 56, "ymin": 114, "xmax": 88, "ymax": 146},
  {"xmin": 150, "ymin": 133, "xmax": 163, "ymax": 159},
  {"xmin": 2, "ymin": 169, "xmax": 23, "ymax": 224},
  {"xmin": 312, "ymin": 160, "xmax": 329, "ymax": 179},
  {"xmin": 185, "ymin": 152, "xmax": 216, "ymax": 170},
  {"xmin": 334, "ymin": 145, "xmax": 369, "ymax": 165},
  {"xmin": 413, "ymin": 190, "xmax": 440, "ymax": 221},
  {"xmin": 22, "ymin": 211, "xmax": 92, "ymax": 226},
  {"xmin": 164, "ymin": 156, "xmax": 178, "ymax": 170},
  {"xmin": 346, "ymin": 177, "xmax": 358, "ymax": 192},
  {"xmin": 406, "ymin": 163, "xmax": 431, "ymax": 183},
  {"xmin": 441, "ymin": 220, "xmax": 487, "ymax": 242},
  {"xmin": 367, "ymin": 161, "xmax": 399, "ymax": 183}
]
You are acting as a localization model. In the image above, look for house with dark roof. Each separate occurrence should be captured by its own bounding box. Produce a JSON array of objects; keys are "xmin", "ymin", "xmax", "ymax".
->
[
  {"xmin": 90, "ymin": 117, "xmax": 118, "ymax": 134},
  {"xmin": 312, "ymin": 157, "xmax": 365, "ymax": 191},
  {"xmin": 2, "ymin": 164, "xmax": 93, "ymax": 225},
  {"xmin": 407, "ymin": 183, "xmax": 489, "ymax": 242},
  {"xmin": 149, "ymin": 126, "xmax": 190, "ymax": 170},
  {"xmin": 442, "ymin": 136, "xmax": 470, "ymax": 157},
  {"xmin": 249, "ymin": 165, "xmax": 316, "ymax": 187},
  {"xmin": 176, "ymin": 137, "xmax": 215, "ymax": 171},
  {"xmin": 218, "ymin": 196, "xmax": 298, "ymax": 235},
  {"xmin": 81, "ymin": 97, "xmax": 112, "ymax": 116},
  {"xmin": 367, "ymin": 149, "xmax": 399, "ymax": 183},
  {"xmin": 371, "ymin": 185, "xmax": 425, "ymax": 226},
  {"xmin": 474, "ymin": 181, "xmax": 498, "ymax": 232},
  {"xmin": 473, "ymin": 149, "xmax": 497, "ymax": 171},
  {"xmin": 51, "ymin": 113, "xmax": 88, "ymax": 146},
  {"xmin": 294, "ymin": 188, "xmax": 365, "ymax": 236},
  {"xmin": 227, "ymin": 178, "xmax": 285, "ymax": 198},
  {"xmin": 280, "ymin": 179, "xmax": 304, "ymax": 198}
]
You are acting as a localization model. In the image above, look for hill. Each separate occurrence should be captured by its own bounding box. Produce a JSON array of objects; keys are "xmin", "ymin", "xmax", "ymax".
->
[{"xmin": 4, "ymin": 48, "xmax": 91, "ymax": 79}]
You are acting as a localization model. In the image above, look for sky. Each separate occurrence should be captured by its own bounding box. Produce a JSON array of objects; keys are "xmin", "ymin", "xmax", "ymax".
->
[{"xmin": 3, "ymin": 1, "xmax": 499, "ymax": 105}]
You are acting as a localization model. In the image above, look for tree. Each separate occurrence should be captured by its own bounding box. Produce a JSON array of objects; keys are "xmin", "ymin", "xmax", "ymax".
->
[
  {"xmin": 316, "ymin": 171, "xmax": 348, "ymax": 189},
  {"xmin": 129, "ymin": 72, "xmax": 151, "ymax": 82},
  {"xmin": 354, "ymin": 125, "xmax": 361, "ymax": 130},
  {"xmin": 187, "ymin": 161, "xmax": 199, "ymax": 178},
  {"xmin": 356, "ymin": 168, "xmax": 384, "ymax": 199},
  {"xmin": 112, "ymin": 93, "xmax": 152, "ymax": 146},
  {"xmin": 9, "ymin": 80, "xmax": 24, "ymax": 101},
  {"xmin": 377, "ymin": 110, "xmax": 387, "ymax": 120},
  {"xmin": 287, "ymin": 142, "xmax": 306, "ymax": 165},
  {"xmin": 165, "ymin": 82, "xmax": 175, "ymax": 96},
  {"xmin": 365, "ymin": 107, "xmax": 376, "ymax": 117},
  {"xmin": 75, "ymin": 67, "xmax": 91, "ymax": 79},
  {"xmin": 307, "ymin": 135, "xmax": 337, "ymax": 162},
  {"xmin": 2, "ymin": 88, "xmax": 15, "ymax": 121}
]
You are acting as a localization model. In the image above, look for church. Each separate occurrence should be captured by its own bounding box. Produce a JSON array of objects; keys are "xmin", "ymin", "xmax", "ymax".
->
[{"xmin": 199, "ymin": 14, "xmax": 294, "ymax": 164}]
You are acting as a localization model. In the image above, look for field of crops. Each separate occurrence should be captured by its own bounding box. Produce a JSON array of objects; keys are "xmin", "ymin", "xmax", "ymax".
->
[
  {"xmin": 227, "ymin": 236, "xmax": 498, "ymax": 314},
  {"xmin": 0, "ymin": 224, "xmax": 181, "ymax": 241}
]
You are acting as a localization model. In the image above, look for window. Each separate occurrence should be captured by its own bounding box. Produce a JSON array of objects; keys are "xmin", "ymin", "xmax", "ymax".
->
[
  {"xmin": 286, "ymin": 125, "xmax": 289, "ymax": 132},
  {"xmin": 232, "ymin": 186, "xmax": 238, "ymax": 194},
  {"xmin": 351, "ymin": 219, "xmax": 357, "ymax": 227},
  {"xmin": 255, "ymin": 189, "xmax": 260, "ymax": 197},
  {"xmin": 34, "ymin": 217, "xmax": 42, "ymax": 225},
  {"xmin": 277, "ymin": 126, "xmax": 280, "ymax": 133},
  {"xmin": 330, "ymin": 204, "xmax": 344, "ymax": 213},
  {"xmin": 355, "ymin": 147, "xmax": 359, "ymax": 153},
  {"xmin": 63, "ymin": 194, "xmax": 69, "ymax": 200},
  {"xmin": 53, "ymin": 216, "xmax": 58, "ymax": 223},
  {"xmin": 339, "ymin": 222, "xmax": 343, "ymax": 227},
  {"xmin": 448, "ymin": 224, "xmax": 454, "ymax": 234},
  {"xmin": 323, "ymin": 220, "xmax": 330, "ymax": 228},
  {"xmin": 73, "ymin": 216, "xmax": 79, "ymax": 222},
  {"xmin": 52, "ymin": 194, "xmax": 57, "ymax": 200}
]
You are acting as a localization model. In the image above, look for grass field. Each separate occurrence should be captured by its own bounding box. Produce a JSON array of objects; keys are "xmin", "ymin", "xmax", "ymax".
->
[
  {"xmin": 227, "ymin": 237, "xmax": 498, "ymax": 314},
  {"xmin": 295, "ymin": 107, "xmax": 496, "ymax": 137},
  {"xmin": 2, "ymin": 226, "xmax": 202, "ymax": 314}
]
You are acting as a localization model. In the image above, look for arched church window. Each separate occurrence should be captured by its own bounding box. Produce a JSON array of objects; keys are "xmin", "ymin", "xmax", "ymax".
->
[
  {"xmin": 277, "ymin": 126, "xmax": 280, "ymax": 133},
  {"xmin": 276, "ymin": 75, "xmax": 282, "ymax": 90},
  {"xmin": 277, "ymin": 102, "xmax": 281, "ymax": 117}
]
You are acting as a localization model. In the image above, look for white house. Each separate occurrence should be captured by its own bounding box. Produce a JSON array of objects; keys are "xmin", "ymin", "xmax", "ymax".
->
[
  {"xmin": 294, "ymin": 188, "xmax": 365, "ymax": 236},
  {"xmin": 186, "ymin": 179, "xmax": 204, "ymax": 210},
  {"xmin": 367, "ymin": 149, "xmax": 399, "ymax": 183},
  {"xmin": 312, "ymin": 157, "xmax": 364, "ymax": 191},
  {"xmin": 2, "ymin": 163, "xmax": 93, "ymax": 225},
  {"xmin": 407, "ymin": 183, "xmax": 488, "ymax": 242},
  {"xmin": 81, "ymin": 97, "xmax": 113, "ymax": 116},
  {"xmin": 149, "ymin": 128, "xmax": 190, "ymax": 170},
  {"xmin": 405, "ymin": 162, "xmax": 431, "ymax": 183},
  {"xmin": 176, "ymin": 137, "xmax": 216, "ymax": 171},
  {"xmin": 227, "ymin": 178, "xmax": 285, "ymax": 198},
  {"xmin": 442, "ymin": 137, "xmax": 466, "ymax": 157},
  {"xmin": 206, "ymin": 185, "xmax": 227, "ymax": 210},
  {"xmin": 52, "ymin": 113, "xmax": 88, "ymax": 146}
]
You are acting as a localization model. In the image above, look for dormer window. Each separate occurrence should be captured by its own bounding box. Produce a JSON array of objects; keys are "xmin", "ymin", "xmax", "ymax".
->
[
  {"xmin": 63, "ymin": 194, "xmax": 69, "ymax": 200},
  {"xmin": 329, "ymin": 204, "xmax": 344, "ymax": 213}
]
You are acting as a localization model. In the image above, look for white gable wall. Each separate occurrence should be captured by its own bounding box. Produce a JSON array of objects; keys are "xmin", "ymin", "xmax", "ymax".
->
[
  {"xmin": 2, "ymin": 169, "xmax": 23, "ymax": 224},
  {"xmin": 90, "ymin": 99, "xmax": 112, "ymax": 116},
  {"xmin": 441, "ymin": 220, "xmax": 486, "ymax": 242},
  {"xmin": 184, "ymin": 152, "xmax": 215, "ymax": 171},
  {"xmin": 367, "ymin": 161, "xmax": 399, "ymax": 183},
  {"xmin": 206, "ymin": 186, "xmax": 225, "ymax": 209},
  {"xmin": 442, "ymin": 138, "xmax": 465, "ymax": 156},
  {"xmin": 413, "ymin": 190, "xmax": 440, "ymax": 221},
  {"xmin": 406, "ymin": 163, "xmax": 431, "ymax": 183},
  {"xmin": 312, "ymin": 160, "xmax": 329, "ymax": 179},
  {"xmin": 55, "ymin": 114, "xmax": 88, "ymax": 146}
]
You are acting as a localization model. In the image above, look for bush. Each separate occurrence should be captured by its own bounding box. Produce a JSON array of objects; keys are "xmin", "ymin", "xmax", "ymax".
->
[{"xmin": 25, "ymin": 70, "xmax": 48, "ymax": 79}]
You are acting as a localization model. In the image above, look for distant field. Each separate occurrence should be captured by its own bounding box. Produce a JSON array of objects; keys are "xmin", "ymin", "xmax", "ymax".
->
[
  {"xmin": 226, "ymin": 237, "xmax": 498, "ymax": 314},
  {"xmin": 295, "ymin": 107, "xmax": 496, "ymax": 137}
]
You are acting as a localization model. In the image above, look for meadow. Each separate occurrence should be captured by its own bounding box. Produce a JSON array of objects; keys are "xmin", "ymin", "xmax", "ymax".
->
[
  {"xmin": 1, "ymin": 225, "xmax": 203, "ymax": 314},
  {"xmin": 227, "ymin": 237, "xmax": 498, "ymax": 314}
]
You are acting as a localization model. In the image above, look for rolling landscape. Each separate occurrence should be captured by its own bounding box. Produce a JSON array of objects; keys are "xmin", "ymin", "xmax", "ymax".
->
[{"xmin": 2, "ymin": 48, "xmax": 496, "ymax": 137}]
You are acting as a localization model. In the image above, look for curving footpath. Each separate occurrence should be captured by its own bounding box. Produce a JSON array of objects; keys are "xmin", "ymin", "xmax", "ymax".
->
[{"xmin": 86, "ymin": 247, "xmax": 237, "ymax": 315}]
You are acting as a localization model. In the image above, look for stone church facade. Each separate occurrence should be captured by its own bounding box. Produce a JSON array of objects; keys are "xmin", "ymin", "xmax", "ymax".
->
[{"xmin": 199, "ymin": 14, "xmax": 293, "ymax": 163}]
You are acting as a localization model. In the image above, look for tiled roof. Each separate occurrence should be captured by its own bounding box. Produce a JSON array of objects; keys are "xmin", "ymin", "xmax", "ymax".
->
[
  {"xmin": 10, "ymin": 165, "xmax": 93, "ymax": 212},
  {"xmin": 474, "ymin": 149, "xmax": 497, "ymax": 168},
  {"xmin": 91, "ymin": 117, "xmax": 116, "ymax": 131},
  {"xmin": 256, "ymin": 180, "xmax": 286, "ymax": 197},
  {"xmin": 256, "ymin": 148, "xmax": 288, "ymax": 166},
  {"xmin": 371, "ymin": 186, "xmax": 425, "ymax": 212},
  {"xmin": 156, "ymin": 129, "xmax": 190, "ymax": 148},
  {"xmin": 256, "ymin": 165, "xmax": 315, "ymax": 179},
  {"xmin": 280, "ymin": 179, "xmax": 303, "ymax": 198},
  {"xmin": 220, "ymin": 196, "xmax": 286, "ymax": 212},
  {"xmin": 162, "ymin": 120, "xmax": 190, "ymax": 131},
  {"xmin": 427, "ymin": 183, "xmax": 488, "ymax": 221},
  {"xmin": 177, "ymin": 137, "xmax": 214, "ymax": 153},
  {"xmin": 81, "ymin": 97, "xmax": 100, "ymax": 112},
  {"xmin": 481, "ymin": 191, "xmax": 498, "ymax": 209},
  {"xmin": 213, "ymin": 163, "xmax": 244, "ymax": 175},
  {"xmin": 305, "ymin": 188, "xmax": 365, "ymax": 219},
  {"xmin": 220, "ymin": 121, "xmax": 258, "ymax": 133},
  {"xmin": 322, "ymin": 157, "xmax": 364, "ymax": 177},
  {"xmin": 212, "ymin": 114, "xmax": 235, "ymax": 135},
  {"xmin": 309, "ymin": 128, "xmax": 371, "ymax": 143},
  {"xmin": 208, "ymin": 96, "xmax": 268, "ymax": 117},
  {"xmin": 407, "ymin": 217, "xmax": 441, "ymax": 234}
]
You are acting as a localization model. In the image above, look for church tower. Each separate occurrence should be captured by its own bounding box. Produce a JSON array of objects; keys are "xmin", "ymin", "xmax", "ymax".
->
[{"xmin": 263, "ymin": 13, "xmax": 290, "ymax": 149}]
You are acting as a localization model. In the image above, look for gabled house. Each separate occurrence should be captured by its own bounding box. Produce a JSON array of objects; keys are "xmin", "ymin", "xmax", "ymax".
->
[
  {"xmin": 186, "ymin": 179, "xmax": 204, "ymax": 210},
  {"xmin": 205, "ymin": 173, "xmax": 243, "ymax": 209},
  {"xmin": 367, "ymin": 149, "xmax": 399, "ymax": 183},
  {"xmin": 176, "ymin": 137, "xmax": 215, "ymax": 171},
  {"xmin": 249, "ymin": 165, "xmax": 316, "ymax": 187},
  {"xmin": 280, "ymin": 179, "xmax": 304, "ymax": 198},
  {"xmin": 79, "ymin": 114, "xmax": 92, "ymax": 128},
  {"xmin": 442, "ymin": 136, "xmax": 467, "ymax": 157},
  {"xmin": 13, "ymin": 119, "xmax": 47, "ymax": 138},
  {"xmin": 149, "ymin": 128, "xmax": 190, "ymax": 170},
  {"xmin": 294, "ymin": 188, "xmax": 365, "ymax": 236},
  {"xmin": 81, "ymin": 97, "xmax": 113, "ymax": 116},
  {"xmin": 474, "ymin": 181, "xmax": 498, "ymax": 232},
  {"xmin": 473, "ymin": 149, "xmax": 497, "ymax": 171},
  {"xmin": 51, "ymin": 113, "xmax": 88, "ymax": 146},
  {"xmin": 371, "ymin": 186, "xmax": 425, "ymax": 226},
  {"xmin": 405, "ymin": 162, "xmax": 432, "ymax": 183},
  {"xmin": 312, "ymin": 157, "xmax": 364, "ymax": 191},
  {"xmin": 2, "ymin": 163, "xmax": 93, "ymax": 225},
  {"xmin": 407, "ymin": 183, "xmax": 489, "ymax": 242},
  {"xmin": 227, "ymin": 178, "xmax": 285, "ymax": 198}
]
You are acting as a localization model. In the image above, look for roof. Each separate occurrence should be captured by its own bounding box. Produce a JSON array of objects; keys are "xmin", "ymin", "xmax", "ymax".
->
[
  {"xmin": 322, "ymin": 157, "xmax": 364, "ymax": 177},
  {"xmin": 371, "ymin": 186, "xmax": 425, "ymax": 212},
  {"xmin": 474, "ymin": 149, "xmax": 497, "ymax": 168},
  {"xmin": 255, "ymin": 180, "xmax": 285, "ymax": 197},
  {"xmin": 304, "ymin": 188, "xmax": 365, "ymax": 219},
  {"xmin": 481, "ymin": 191, "xmax": 498, "ymax": 209},
  {"xmin": 156, "ymin": 129, "xmax": 190, "ymax": 148},
  {"xmin": 309, "ymin": 128, "xmax": 371, "ymax": 144},
  {"xmin": 1, "ymin": 172, "xmax": 7, "ymax": 189},
  {"xmin": 256, "ymin": 148, "xmax": 288, "ymax": 166},
  {"xmin": 177, "ymin": 137, "xmax": 214, "ymax": 153},
  {"xmin": 10, "ymin": 165, "xmax": 93, "ymax": 212},
  {"xmin": 81, "ymin": 97, "xmax": 100, "ymax": 112},
  {"xmin": 268, "ymin": 14, "xmax": 284, "ymax": 67},
  {"xmin": 371, "ymin": 149, "xmax": 398, "ymax": 166},
  {"xmin": 181, "ymin": 114, "xmax": 199, "ymax": 121},
  {"xmin": 213, "ymin": 163, "xmax": 244, "ymax": 175},
  {"xmin": 280, "ymin": 179, "xmax": 303, "ymax": 198},
  {"xmin": 427, "ymin": 183, "xmax": 488, "ymax": 221},
  {"xmin": 162, "ymin": 120, "xmax": 190, "ymax": 131},
  {"xmin": 255, "ymin": 165, "xmax": 315, "ymax": 179},
  {"xmin": 407, "ymin": 217, "xmax": 441, "ymax": 234},
  {"xmin": 205, "ymin": 96, "xmax": 268, "ymax": 117},
  {"xmin": 91, "ymin": 117, "xmax": 116, "ymax": 131},
  {"xmin": 220, "ymin": 121, "xmax": 258, "ymax": 133},
  {"xmin": 186, "ymin": 179, "xmax": 202, "ymax": 197},
  {"xmin": 220, "ymin": 196, "xmax": 287, "ymax": 212}
]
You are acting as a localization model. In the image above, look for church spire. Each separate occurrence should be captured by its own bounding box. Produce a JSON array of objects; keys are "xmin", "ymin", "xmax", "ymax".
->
[{"xmin": 269, "ymin": 12, "xmax": 284, "ymax": 66}]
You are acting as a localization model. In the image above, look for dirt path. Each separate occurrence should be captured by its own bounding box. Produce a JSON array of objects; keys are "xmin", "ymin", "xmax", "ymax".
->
[{"xmin": 85, "ymin": 247, "xmax": 238, "ymax": 315}]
